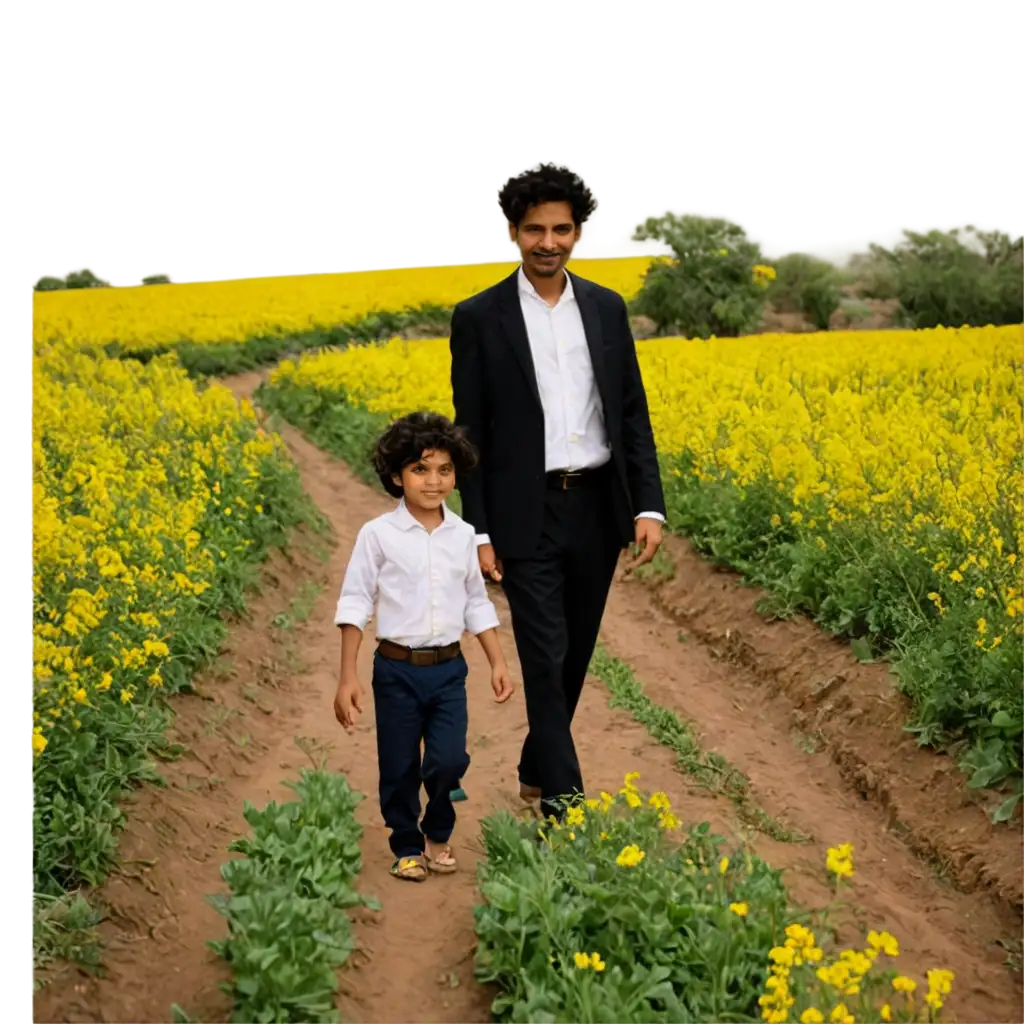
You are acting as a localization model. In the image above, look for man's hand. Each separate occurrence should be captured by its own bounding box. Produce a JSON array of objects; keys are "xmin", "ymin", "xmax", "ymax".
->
[
  {"xmin": 333, "ymin": 677, "xmax": 363, "ymax": 730},
  {"xmin": 478, "ymin": 543, "xmax": 504, "ymax": 583},
  {"xmin": 627, "ymin": 518, "xmax": 663, "ymax": 572},
  {"xmin": 490, "ymin": 664, "xmax": 515, "ymax": 703}
]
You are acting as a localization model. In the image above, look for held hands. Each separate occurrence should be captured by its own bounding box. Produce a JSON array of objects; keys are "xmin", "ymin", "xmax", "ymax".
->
[
  {"xmin": 478, "ymin": 543, "xmax": 503, "ymax": 583},
  {"xmin": 625, "ymin": 517, "xmax": 663, "ymax": 573},
  {"xmin": 333, "ymin": 676, "xmax": 363, "ymax": 730}
]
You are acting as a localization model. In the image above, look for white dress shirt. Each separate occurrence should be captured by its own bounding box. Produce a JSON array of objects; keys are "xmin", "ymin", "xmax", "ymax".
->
[
  {"xmin": 335, "ymin": 499, "xmax": 500, "ymax": 647},
  {"xmin": 475, "ymin": 268, "xmax": 664, "ymax": 547}
]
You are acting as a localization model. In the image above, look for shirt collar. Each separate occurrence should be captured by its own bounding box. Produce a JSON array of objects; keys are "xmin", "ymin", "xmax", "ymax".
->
[
  {"xmin": 393, "ymin": 496, "xmax": 452, "ymax": 531},
  {"xmin": 517, "ymin": 265, "xmax": 575, "ymax": 307}
]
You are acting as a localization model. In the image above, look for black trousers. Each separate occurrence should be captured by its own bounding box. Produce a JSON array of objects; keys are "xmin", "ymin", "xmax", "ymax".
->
[
  {"xmin": 500, "ymin": 471, "xmax": 623, "ymax": 819},
  {"xmin": 371, "ymin": 651, "xmax": 471, "ymax": 858}
]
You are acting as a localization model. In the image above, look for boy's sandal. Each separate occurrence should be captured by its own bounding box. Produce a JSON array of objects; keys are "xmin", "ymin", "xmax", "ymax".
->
[
  {"xmin": 425, "ymin": 844, "xmax": 458, "ymax": 874},
  {"xmin": 391, "ymin": 855, "xmax": 428, "ymax": 882}
]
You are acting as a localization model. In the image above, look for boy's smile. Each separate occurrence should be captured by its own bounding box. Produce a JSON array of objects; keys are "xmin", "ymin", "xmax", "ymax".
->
[{"xmin": 395, "ymin": 448, "xmax": 455, "ymax": 517}]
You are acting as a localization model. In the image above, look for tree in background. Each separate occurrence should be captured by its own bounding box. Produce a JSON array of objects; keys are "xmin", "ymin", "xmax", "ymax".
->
[
  {"xmin": 766, "ymin": 253, "xmax": 841, "ymax": 330},
  {"xmin": 34, "ymin": 269, "xmax": 110, "ymax": 292},
  {"xmin": 142, "ymin": 275, "xmax": 171, "ymax": 285}
]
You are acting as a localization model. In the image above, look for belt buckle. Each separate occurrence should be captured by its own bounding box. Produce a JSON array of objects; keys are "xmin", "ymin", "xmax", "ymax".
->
[
  {"xmin": 562, "ymin": 470, "xmax": 581, "ymax": 490},
  {"xmin": 410, "ymin": 648, "xmax": 438, "ymax": 667}
]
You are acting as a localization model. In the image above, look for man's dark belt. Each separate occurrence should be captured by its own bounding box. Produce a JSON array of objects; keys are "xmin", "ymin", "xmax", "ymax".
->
[
  {"xmin": 377, "ymin": 639, "xmax": 461, "ymax": 666},
  {"xmin": 546, "ymin": 465, "xmax": 608, "ymax": 490}
]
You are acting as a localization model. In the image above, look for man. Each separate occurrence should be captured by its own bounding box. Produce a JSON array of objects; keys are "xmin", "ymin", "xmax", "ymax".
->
[{"xmin": 449, "ymin": 163, "xmax": 665, "ymax": 819}]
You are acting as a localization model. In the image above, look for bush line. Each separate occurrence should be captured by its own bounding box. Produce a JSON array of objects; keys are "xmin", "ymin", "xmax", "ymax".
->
[{"xmin": 106, "ymin": 303, "xmax": 454, "ymax": 379}]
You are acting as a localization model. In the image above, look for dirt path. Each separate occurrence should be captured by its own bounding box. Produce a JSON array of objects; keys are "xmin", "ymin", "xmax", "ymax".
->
[{"xmin": 35, "ymin": 371, "xmax": 1022, "ymax": 1024}]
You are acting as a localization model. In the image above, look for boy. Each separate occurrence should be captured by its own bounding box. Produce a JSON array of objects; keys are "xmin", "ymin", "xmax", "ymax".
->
[{"xmin": 333, "ymin": 411, "xmax": 515, "ymax": 882}]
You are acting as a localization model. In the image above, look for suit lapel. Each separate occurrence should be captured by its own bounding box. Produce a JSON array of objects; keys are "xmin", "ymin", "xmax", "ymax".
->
[
  {"xmin": 496, "ymin": 268, "xmax": 607, "ymax": 411},
  {"xmin": 572, "ymin": 272, "xmax": 608, "ymax": 407},
  {"xmin": 497, "ymin": 271, "xmax": 542, "ymax": 410}
]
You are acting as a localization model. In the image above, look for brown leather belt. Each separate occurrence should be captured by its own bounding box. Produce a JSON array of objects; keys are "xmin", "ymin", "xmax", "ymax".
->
[
  {"xmin": 377, "ymin": 639, "xmax": 462, "ymax": 667},
  {"xmin": 546, "ymin": 465, "xmax": 607, "ymax": 490}
]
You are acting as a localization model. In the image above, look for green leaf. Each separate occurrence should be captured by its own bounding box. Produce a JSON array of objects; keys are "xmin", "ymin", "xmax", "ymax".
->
[
  {"xmin": 991, "ymin": 791, "xmax": 1021, "ymax": 823},
  {"xmin": 234, "ymin": 973, "xmax": 259, "ymax": 997},
  {"xmin": 968, "ymin": 758, "xmax": 1007, "ymax": 789},
  {"xmin": 850, "ymin": 636, "xmax": 874, "ymax": 663}
]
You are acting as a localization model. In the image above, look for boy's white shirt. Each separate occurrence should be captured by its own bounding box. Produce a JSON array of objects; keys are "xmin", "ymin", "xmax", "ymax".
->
[{"xmin": 335, "ymin": 497, "xmax": 500, "ymax": 647}]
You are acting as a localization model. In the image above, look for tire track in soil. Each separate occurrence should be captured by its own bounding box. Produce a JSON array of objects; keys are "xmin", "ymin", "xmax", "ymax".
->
[
  {"xmin": 35, "ymin": 371, "xmax": 1022, "ymax": 1024},
  {"xmin": 638, "ymin": 536, "xmax": 1023, "ymax": 911}
]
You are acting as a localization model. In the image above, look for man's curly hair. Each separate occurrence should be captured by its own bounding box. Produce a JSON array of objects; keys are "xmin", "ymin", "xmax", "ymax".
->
[
  {"xmin": 498, "ymin": 163, "xmax": 597, "ymax": 229},
  {"xmin": 372, "ymin": 411, "xmax": 478, "ymax": 498}
]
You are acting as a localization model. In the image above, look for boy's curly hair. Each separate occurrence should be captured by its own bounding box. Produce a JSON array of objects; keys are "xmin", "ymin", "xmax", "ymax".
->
[
  {"xmin": 372, "ymin": 411, "xmax": 478, "ymax": 498},
  {"xmin": 498, "ymin": 163, "xmax": 597, "ymax": 229}
]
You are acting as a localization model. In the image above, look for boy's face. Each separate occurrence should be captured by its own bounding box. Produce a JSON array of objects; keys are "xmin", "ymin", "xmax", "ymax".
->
[
  {"xmin": 510, "ymin": 200, "xmax": 580, "ymax": 278},
  {"xmin": 394, "ymin": 448, "xmax": 455, "ymax": 511}
]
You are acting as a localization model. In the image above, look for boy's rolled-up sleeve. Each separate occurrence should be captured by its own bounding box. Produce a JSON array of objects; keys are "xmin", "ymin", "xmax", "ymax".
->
[
  {"xmin": 463, "ymin": 534, "xmax": 500, "ymax": 636},
  {"xmin": 335, "ymin": 524, "xmax": 382, "ymax": 630}
]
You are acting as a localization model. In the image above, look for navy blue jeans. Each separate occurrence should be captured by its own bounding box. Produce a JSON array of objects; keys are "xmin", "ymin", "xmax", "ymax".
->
[{"xmin": 371, "ymin": 650, "xmax": 471, "ymax": 858}]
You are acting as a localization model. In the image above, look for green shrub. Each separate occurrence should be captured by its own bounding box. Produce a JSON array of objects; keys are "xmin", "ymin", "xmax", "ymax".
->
[
  {"xmin": 475, "ymin": 781, "xmax": 792, "ymax": 1022},
  {"xmin": 766, "ymin": 254, "xmax": 841, "ymax": 330},
  {"xmin": 475, "ymin": 778, "xmax": 959, "ymax": 1023},
  {"xmin": 630, "ymin": 214, "xmax": 770, "ymax": 337},
  {"xmin": 30, "ymin": 264, "xmax": 111, "ymax": 292},
  {"xmin": 862, "ymin": 227, "xmax": 1023, "ymax": 329},
  {"xmin": 35, "ymin": 276, "xmax": 68, "ymax": 292},
  {"xmin": 208, "ymin": 769, "xmax": 374, "ymax": 1024}
]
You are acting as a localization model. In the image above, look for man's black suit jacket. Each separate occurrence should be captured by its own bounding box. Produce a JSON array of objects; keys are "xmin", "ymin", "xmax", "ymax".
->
[{"xmin": 449, "ymin": 269, "xmax": 666, "ymax": 560}]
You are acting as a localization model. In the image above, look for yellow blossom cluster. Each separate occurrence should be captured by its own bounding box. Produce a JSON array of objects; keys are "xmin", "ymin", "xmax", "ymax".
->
[
  {"xmin": 573, "ymin": 951, "xmax": 607, "ymax": 972},
  {"xmin": 33, "ymin": 343, "xmax": 290, "ymax": 756},
  {"xmin": 524, "ymin": 775, "xmax": 957, "ymax": 1022},
  {"xmin": 826, "ymin": 843, "xmax": 854, "ymax": 882},
  {"xmin": 640, "ymin": 325, "xmax": 1021, "ymax": 552},
  {"xmin": 32, "ymin": 258, "xmax": 652, "ymax": 353},
  {"xmin": 270, "ymin": 325, "xmax": 1021, "ymax": 556},
  {"xmin": 761, "ymin": 909, "xmax": 953, "ymax": 1024}
]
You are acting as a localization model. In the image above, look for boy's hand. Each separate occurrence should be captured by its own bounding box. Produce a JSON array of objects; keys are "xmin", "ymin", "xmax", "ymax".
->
[
  {"xmin": 490, "ymin": 664, "xmax": 515, "ymax": 703},
  {"xmin": 334, "ymin": 678, "xmax": 363, "ymax": 730}
]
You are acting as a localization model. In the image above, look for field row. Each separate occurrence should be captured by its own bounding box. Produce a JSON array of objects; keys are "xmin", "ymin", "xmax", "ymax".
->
[
  {"xmin": 31, "ymin": 257, "xmax": 652, "ymax": 351},
  {"xmin": 261, "ymin": 325, "xmax": 1024, "ymax": 812},
  {"xmin": 32, "ymin": 339, "xmax": 314, "ymax": 898}
]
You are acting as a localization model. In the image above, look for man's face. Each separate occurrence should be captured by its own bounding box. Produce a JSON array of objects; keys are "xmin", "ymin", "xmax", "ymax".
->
[{"xmin": 510, "ymin": 200, "xmax": 581, "ymax": 278}]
